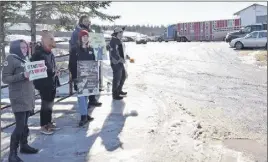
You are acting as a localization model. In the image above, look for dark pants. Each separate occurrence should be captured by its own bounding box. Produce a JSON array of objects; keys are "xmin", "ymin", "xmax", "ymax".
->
[
  {"xmin": 11, "ymin": 111, "xmax": 30, "ymax": 148},
  {"xmin": 111, "ymin": 63, "xmax": 126, "ymax": 97},
  {"xmin": 88, "ymin": 95, "xmax": 96, "ymax": 102},
  {"xmin": 39, "ymin": 88, "xmax": 56, "ymax": 126}
]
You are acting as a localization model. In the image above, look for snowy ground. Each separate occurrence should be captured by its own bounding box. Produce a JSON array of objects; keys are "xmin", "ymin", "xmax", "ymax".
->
[{"xmin": 1, "ymin": 42, "xmax": 267, "ymax": 162}]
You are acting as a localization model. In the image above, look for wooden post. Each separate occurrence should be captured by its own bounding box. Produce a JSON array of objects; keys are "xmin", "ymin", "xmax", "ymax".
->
[{"xmin": 99, "ymin": 61, "xmax": 103, "ymax": 90}]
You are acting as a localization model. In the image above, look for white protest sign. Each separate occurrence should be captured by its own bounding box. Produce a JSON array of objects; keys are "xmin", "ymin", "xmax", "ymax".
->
[{"xmin": 25, "ymin": 61, "xmax": 47, "ymax": 81}]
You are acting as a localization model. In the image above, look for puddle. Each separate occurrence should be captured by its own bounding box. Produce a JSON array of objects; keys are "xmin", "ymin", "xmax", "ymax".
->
[{"xmin": 223, "ymin": 139, "xmax": 267, "ymax": 162}]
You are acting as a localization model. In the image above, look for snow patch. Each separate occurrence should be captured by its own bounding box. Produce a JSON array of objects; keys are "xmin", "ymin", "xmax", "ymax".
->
[
  {"xmin": 6, "ymin": 23, "xmax": 54, "ymax": 31},
  {"xmin": 5, "ymin": 35, "xmax": 69, "ymax": 43}
]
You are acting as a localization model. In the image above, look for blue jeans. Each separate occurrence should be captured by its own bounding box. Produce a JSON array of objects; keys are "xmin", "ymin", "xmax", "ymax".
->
[{"xmin": 77, "ymin": 96, "xmax": 88, "ymax": 115}]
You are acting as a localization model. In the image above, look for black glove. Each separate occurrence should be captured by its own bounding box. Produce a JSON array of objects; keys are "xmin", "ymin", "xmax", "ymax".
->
[
  {"xmin": 73, "ymin": 79, "xmax": 78, "ymax": 91},
  {"xmin": 106, "ymin": 44, "xmax": 111, "ymax": 51},
  {"xmin": 55, "ymin": 75, "xmax": 61, "ymax": 87},
  {"xmin": 74, "ymin": 84, "xmax": 78, "ymax": 91},
  {"xmin": 29, "ymin": 110, "xmax": 35, "ymax": 116}
]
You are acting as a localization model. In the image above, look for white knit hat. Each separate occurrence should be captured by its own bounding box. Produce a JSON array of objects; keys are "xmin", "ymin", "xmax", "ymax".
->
[{"xmin": 114, "ymin": 27, "xmax": 123, "ymax": 33}]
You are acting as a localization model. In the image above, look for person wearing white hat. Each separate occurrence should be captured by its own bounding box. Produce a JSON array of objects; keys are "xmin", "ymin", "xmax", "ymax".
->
[{"xmin": 109, "ymin": 27, "xmax": 128, "ymax": 100}]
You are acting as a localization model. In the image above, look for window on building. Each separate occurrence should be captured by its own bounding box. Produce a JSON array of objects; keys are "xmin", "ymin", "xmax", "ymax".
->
[{"xmin": 256, "ymin": 15, "xmax": 267, "ymax": 24}]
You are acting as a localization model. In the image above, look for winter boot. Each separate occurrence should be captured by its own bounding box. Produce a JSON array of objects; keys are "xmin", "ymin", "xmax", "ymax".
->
[
  {"xmin": 113, "ymin": 95, "xmax": 124, "ymax": 100},
  {"xmin": 113, "ymin": 90, "xmax": 123, "ymax": 100},
  {"xmin": 9, "ymin": 136, "xmax": 23, "ymax": 162},
  {"xmin": 88, "ymin": 101, "xmax": 102, "ymax": 107},
  {"xmin": 87, "ymin": 115, "xmax": 94, "ymax": 122},
  {"xmin": 20, "ymin": 144, "xmax": 39, "ymax": 154},
  {"xmin": 79, "ymin": 115, "xmax": 89, "ymax": 127},
  {"xmin": 20, "ymin": 128, "xmax": 39, "ymax": 154},
  {"xmin": 88, "ymin": 96, "xmax": 102, "ymax": 107},
  {"xmin": 119, "ymin": 91, "xmax": 127, "ymax": 97}
]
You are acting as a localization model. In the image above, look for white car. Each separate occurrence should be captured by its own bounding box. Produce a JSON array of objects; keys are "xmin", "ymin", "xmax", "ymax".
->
[
  {"xmin": 229, "ymin": 30, "xmax": 267, "ymax": 50},
  {"xmin": 136, "ymin": 36, "xmax": 147, "ymax": 44}
]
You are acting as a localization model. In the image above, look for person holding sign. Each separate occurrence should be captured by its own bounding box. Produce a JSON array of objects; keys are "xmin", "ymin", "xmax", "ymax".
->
[
  {"xmin": 69, "ymin": 30, "xmax": 95, "ymax": 127},
  {"xmin": 30, "ymin": 31, "xmax": 60, "ymax": 135},
  {"xmin": 2, "ymin": 40, "xmax": 39, "ymax": 162},
  {"xmin": 69, "ymin": 15, "xmax": 102, "ymax": 108}
]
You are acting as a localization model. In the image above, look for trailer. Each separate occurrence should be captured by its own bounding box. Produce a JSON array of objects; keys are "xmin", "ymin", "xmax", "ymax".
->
[{"xmin": 159, "ymin": 18, "xmax": 241, "ymax": 42}]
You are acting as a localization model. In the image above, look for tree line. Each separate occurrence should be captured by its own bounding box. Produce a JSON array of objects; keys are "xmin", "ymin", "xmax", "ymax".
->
[
  {"xmin": 0, "ymin": 1, "xmax": 167, "ymax": 65},
  {"xmin": 98, "ymin": 25, "xmax": 166, "ymax": 36}
]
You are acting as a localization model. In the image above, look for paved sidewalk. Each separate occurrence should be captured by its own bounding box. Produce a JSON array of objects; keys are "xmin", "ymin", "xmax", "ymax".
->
[{"xmin": 1, "ymin": 88, "xmax": 149, "ymax": 162}]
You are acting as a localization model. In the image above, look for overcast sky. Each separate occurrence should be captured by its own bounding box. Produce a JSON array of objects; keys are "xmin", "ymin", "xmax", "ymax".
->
[{"xmin": 91, "ymin": 2, "xmax": 267, "ymax": 26}]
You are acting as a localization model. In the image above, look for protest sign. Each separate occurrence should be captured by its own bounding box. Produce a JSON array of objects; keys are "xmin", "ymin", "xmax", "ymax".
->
[
  {"xmin": 88, "ymin": 32, "xmax": 109, "ymax": 60},
  {"xmin": 77, "ymin": 61, "xmax": 99, "ymax": 96},
  {"xmin": 25, "ymin": 60, "xmax": 47, "ymax": 81}
]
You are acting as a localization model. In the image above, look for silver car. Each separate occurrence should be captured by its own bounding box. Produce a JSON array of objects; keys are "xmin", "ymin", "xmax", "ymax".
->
[{"xmin": 229, "ymin": 30, "xmax": 267, "ymax": 50}]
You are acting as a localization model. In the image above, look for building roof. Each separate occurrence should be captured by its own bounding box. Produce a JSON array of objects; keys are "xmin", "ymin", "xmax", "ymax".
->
[{"xmin": 233, "ymin": 3, "xmax": 267, "ymax": 15}]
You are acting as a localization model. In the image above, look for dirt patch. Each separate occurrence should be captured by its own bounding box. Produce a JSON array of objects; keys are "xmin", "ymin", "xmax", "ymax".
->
[
  {"xmin": 237, "ymin": 50, "xmax": 267, "ymax": 66},
  {"xmin": 255, "ymin": 51, "xmax": 267, "ymax": 61}
]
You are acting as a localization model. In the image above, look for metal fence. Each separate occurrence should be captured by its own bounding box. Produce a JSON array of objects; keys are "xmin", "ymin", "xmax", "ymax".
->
[{"xmin": 1, "ymin": 53, "xmax": 74, "ymax": 130}]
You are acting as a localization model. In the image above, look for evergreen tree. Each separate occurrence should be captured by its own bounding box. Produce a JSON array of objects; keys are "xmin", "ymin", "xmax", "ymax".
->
[
  {"xmin": 0, "ymin": 2, "xmax": 27, "ymax": 62},
  {"xmin": 24, "ymin": 1, "xmax": 120, "ymax": 42}
]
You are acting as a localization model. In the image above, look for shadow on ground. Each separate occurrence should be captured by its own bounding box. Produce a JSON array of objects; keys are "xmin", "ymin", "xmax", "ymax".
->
[
  {"xmin": 1, "ymin": 98, "xmax": 78, "ymax": 162},
  {"xmin": 1, "ymin": 97, "xmax": 138, "ymax": 162}
]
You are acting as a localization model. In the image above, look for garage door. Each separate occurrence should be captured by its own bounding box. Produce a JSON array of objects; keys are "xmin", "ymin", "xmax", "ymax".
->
[{"xmin": 256, "ymin": 15, "xmax": 267, "ymax": 24}]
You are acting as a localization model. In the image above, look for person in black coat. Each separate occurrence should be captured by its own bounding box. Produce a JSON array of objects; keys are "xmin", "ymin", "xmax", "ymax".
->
[
  {"xmin": 109, "ymin": 27, "xmax": 128, "ymax": 100},
  {"xmin": 68, "ymin": 30, "xmax": 95, "ymax": 126},
  {"xmin": 30, "ymin": 31, "xmax": 60, "ymax": 135}
]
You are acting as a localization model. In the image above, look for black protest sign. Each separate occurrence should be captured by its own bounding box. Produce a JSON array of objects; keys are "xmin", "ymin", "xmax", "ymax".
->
[{"xmin": 77, "ymin": 61, "xmax": 99, "ymax": 96}]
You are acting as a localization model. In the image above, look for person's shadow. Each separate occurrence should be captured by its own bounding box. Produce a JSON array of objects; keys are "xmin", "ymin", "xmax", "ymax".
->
[{"xmin": 98, "ymin": 100, "xmax": 138, "ymax": 151}]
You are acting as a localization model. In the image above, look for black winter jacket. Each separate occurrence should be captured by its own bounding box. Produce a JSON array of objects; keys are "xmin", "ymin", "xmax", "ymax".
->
[
  {"xmin": 30, "ymin": 43, "xmax": 56, "ymax": 90},
  {"xmin": 109, "ymin": 36, "xmax": 125, "ymax": 65},
  {"xmin": 68, "ymin": 46, "xmax": 96, "ymax": 80}
]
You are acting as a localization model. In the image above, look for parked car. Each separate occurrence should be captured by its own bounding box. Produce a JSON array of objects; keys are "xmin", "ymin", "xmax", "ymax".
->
[
  {"xmin": 136, "ymin": 36, "xmax": 147, "ymax": 44},
  {"xmin": 229, "ymin": 30, "xmax": 267, "ymax": 50},
  {"xmin": 157, "ymin": 35, "xmax": 165, "ymax": 42},
  {"xmin": 122, "ymin": 37, "xmax": 128, "ymax": 42},
  {"xmin": 147, "ymin": 36, "xmax": 159, "ymax": 42},
  {"xmin": 225, "ymin": 23, "xmax": 267, "ymax": 42},
  {"xmin": 124, "ymin": 36, "xmax": 135, "ymax": 42}
]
